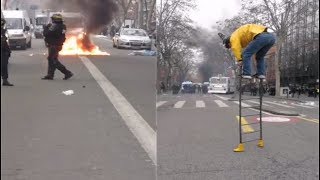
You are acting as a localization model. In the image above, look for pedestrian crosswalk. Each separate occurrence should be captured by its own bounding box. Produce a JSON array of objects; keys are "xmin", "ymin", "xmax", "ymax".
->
[{"xmin": 156, "ymin": 97, "xmax": 316, "ymax": 110}]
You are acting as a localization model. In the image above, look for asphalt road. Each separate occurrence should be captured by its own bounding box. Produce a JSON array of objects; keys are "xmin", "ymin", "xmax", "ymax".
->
[
  {"xmin": 157, "ymin": 93, "xmax": 319, "ymax": 180},
  {"xmin": 1, "ymin": 36, "xmax": 156, "ymax": 180}
]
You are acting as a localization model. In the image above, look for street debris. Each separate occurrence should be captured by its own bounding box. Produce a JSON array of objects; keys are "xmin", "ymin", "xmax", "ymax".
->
[
  {"xmin": 128, "ymin": 50, "xmax": 157, "ymax": 56},
  {"xmin": 62, "ymin": 90, "xmax": 74, "ymax": 95}
]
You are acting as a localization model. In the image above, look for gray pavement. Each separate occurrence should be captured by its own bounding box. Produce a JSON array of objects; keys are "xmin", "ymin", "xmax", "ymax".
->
[
  {"xmin": 1, "ymin": 37, "xmax": 156, "ymax": 180},
  {"xmin": 157, "ymin": 93, "xmax": 319, "ymax": 180}
]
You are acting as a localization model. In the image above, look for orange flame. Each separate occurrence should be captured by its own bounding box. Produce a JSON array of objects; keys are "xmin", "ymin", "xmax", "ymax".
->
[{"xmin": 59, "ymin": 34, "xmax": 110, "ymax": 56}]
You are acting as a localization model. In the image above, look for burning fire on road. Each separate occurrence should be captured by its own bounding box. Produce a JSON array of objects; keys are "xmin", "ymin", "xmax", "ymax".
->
[{"xmin": 59, "ymin": 33, "xmax": 110, "ymax": 56}]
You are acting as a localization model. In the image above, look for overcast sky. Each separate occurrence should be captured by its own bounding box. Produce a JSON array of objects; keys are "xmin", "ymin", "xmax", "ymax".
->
[{"xmin": 189, "ymin": 0, "xmax": 242, "ymax": 30}]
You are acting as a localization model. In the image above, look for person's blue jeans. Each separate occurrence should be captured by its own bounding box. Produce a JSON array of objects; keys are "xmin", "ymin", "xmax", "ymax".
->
[{"xmin": 242, "ymin": 33, "xmax": 276, "ymax": 76}]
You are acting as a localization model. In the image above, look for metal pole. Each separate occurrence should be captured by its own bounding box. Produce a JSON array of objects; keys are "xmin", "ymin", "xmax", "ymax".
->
[
  {"xmin": 259, "ymin": 79, "xmax": 263, "ymax": 140},
  {"xmin": 239, "ymin": 66, "xmax": 242, "ymax": 143}
]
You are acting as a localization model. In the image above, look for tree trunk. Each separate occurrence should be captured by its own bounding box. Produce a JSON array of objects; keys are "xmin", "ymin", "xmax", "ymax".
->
[
  {"xmin": 146, "ymin": 0, "xmax": 156, "ymax": 31},
  {"xmin": 138, "ymin": 0, "xmax": 144, "ymax": 29}
]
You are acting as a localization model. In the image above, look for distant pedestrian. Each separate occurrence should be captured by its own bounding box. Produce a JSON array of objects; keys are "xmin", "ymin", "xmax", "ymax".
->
[
  {"xmin": 1, "ymin": 18, "xmax": 14, "ymax": 86},
  {"xmin": 160, "ymin": 81, "xmax": 166, "ymax": 93},
  {"xmin": 291, "ymin": 87, "xmax": 296, "ymax": 98}
]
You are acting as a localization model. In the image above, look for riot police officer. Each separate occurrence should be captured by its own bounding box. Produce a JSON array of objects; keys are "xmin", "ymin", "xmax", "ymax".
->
[
  {"xmin": 42, "ymin": 14, "xmax": 73, "ymax": 80},
  {"xmin": 1, "ymin": 18, "xmax": 13, "ymax": 86}
]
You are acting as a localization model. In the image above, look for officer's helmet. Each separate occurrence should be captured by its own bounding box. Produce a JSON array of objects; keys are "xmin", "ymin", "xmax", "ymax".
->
[{"xmin": 51, "ymin": 14, "xmax": 63, "ymax": 23}]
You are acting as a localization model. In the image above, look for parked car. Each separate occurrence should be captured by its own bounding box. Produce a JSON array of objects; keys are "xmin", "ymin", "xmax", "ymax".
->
[{"xmin": 112, "ymin": 28, "xmax": 152, "ymax": 50}]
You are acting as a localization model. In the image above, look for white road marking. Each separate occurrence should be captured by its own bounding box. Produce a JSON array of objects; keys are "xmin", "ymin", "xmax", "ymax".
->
[
  {"xmin": 290, "ymin": 103, "xmax": 314, "ymax": 109},
  {"xmin": 214, "ymin": 100, "xmax": 229, "ymax": 107},
  {"xmin": 156, "ymin": 101, "xmax": 167, "ymax": 108},
  {"xmin": 79, "ymin": 56, "xmax": 156, "ymax": 164},
  {"xmin": 196, "ymin": 100, "xmax": 205, "ymax": 108},
  {"xmin": 264, "ymin": 101, "xmax": 294, "ymax": 108},
  {"xmin": 213, "ymin": 94, "xmax": 229, "ymax": 101},
  {"xmin": 233, "ymin": 101, "xmax": 251, "ymax": 107},
  {"xmin": 247, "ymin": 100, "xmax": 271, "ymax": 107},
  {"xmin": 174, "ymin": 101, "xmax": 186, "ymax": 108}
]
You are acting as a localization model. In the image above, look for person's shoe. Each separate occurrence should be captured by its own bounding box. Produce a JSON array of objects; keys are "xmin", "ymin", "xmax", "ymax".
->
[
  {"xmin": 241, "ymin": 74, "xmax": 252, "ymax": 79},
  {"xmin": 3, "ymin": 80, "xmax": 14, "ymax": 86},
  {"xmin": 252, "ymin": 74, "xmax": 265, "ymax": 79},
  {"xmin": 41, "ymin": 76, "xmax": 54, "ymax": 80},
  {"xmin": 63, "ymin": 72, "xmax": 73, "ymax": 80}
]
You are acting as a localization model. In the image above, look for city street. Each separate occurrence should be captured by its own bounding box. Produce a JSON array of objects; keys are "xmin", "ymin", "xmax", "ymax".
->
[
  {"xmin": 1, "ymin": 36, "xmax": 156, "ymax": 180},
  {"xmin": 157, "ymin": 93, "xmax": 319, "ymax": 180}
]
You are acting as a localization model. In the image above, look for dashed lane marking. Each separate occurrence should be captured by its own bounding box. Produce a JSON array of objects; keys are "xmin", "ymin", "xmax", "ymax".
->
[{"xmin": 236, "ymin": 116, "xmax": 254, "ymax": 133}]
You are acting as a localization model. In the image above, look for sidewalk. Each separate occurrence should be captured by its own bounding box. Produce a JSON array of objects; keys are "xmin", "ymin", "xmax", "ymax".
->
[{"xmin": 264, "ymin": 94, "xmax": 319, "ymax": 103}]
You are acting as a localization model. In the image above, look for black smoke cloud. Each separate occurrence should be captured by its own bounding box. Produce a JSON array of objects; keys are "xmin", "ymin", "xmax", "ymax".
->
[{"xmin": 46, "ymin": 0, "xmax": 118, "ymax": 33}]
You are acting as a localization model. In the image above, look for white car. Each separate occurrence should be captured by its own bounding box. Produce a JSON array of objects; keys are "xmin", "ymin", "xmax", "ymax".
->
[{"xmin": 112, "ymin": 28, "xmax": 152, "ymax": 50}]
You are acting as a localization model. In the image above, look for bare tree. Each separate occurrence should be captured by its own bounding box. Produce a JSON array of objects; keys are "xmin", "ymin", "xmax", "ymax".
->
[
  {"xmin": 114, "ymin": 0, "xmax": 133, "ymax": 27},
  {"xmin": 157, "ymin": 0, "xmax": 196, "ymax": 89},
  {"xmin": 239, "ymin": 0, "xmax": 311, "ymax": 96}
]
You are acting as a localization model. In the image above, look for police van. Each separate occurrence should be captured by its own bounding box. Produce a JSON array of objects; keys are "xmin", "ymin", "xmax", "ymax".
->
[{"xmin": 2, "ymin": 10, "xmax": 32, "ymax": 49}]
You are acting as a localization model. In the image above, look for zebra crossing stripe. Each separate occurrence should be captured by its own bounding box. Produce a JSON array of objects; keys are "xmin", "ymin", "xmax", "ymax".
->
[
  {"xmin": 290, "ymin": 103, "xmax": 314, "ymax": 109},
  {"xmin": 174, "ymin": 101, "xmax": 186, "ymax": 108},
  {"xmin": 156, "ymin": 101, "xmax": 167, "ymax": 108},
  {"xmin": 196, "ymin": 100, "xmax": 205, "ymax": 108},
  {"xmin": 213, "ymin": 94, "xmax": 229, "ymax": 101},
  {"xmin": 247, "ymin": 100, "xmax": 271, "ymax": 107},
  {"xmin": 214, "ymin": 100, "xmax": 229, "ymax": 107},
  {"xmin": 264, "ymin": 101, "xmax": 294, "ymax": 108},
  {"xmin": 233, "ymin": 101, "xmax": 251, "ymax": 107}
]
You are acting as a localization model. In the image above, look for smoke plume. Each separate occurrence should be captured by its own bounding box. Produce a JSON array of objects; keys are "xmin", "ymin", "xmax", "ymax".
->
[
  {"xmin": 45, "ymin": 0, "xmax": 118, "ymax": 50},
  {"xmin": 46, "ymin": 0, "xmax": 118, "ymax": 33}
]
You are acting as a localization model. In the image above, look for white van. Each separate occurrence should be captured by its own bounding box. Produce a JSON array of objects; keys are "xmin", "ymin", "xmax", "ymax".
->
[
  {"xmin": 3, "ymin": 10, "xmax": 32, "ymax": 49},
  {"xmin": 208, "ymin": 76, "xmax": 235, "ymax": 94}
]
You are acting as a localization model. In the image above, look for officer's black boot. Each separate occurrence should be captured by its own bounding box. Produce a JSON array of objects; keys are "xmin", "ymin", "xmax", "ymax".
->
[
  {"xmin": 63, "ymin": 71, "xmax": 73, "ymax": 80},
  {"xmin": 41, "ymin": 75, "xmax": 54, "ymax": 80},
  {"xmin": 3, "ymin": 79, "xmax": 14, "ymax": 86}
]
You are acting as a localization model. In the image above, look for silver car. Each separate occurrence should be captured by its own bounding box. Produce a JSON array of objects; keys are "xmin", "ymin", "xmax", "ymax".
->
[{"xmin": 112, "ymin": 28, "xmax": 152, "ymax": 50}]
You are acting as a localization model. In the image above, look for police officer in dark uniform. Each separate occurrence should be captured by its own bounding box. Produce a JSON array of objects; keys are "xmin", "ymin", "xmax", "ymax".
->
[
  {"xmin": 42, "ymin": 14, "xmax": 73, "ymax": 80},
  {"xmin": 1, "ymin": 18, "xmax": 13, "ymax": 86}
]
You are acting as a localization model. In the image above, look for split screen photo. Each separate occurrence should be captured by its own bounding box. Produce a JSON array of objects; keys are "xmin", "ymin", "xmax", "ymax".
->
[{"xmin": 1, "ymin": 0, "xmax": 319, "ymax": 180}]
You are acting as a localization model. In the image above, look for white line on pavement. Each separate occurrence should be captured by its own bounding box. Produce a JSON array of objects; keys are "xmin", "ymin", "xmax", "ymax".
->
[
  {"xmin": 79, "ymin": 56, "xmax": 156, "ymax": 164},
  {"xmin": 196, "ymin": 100, "xmax": 205, "ymax": 108},
  {"xmin": 156, "ymin": 101, "xmax": 167, "ymax": 108},
  {"xmin": 233, "ymin": 101, "xmax": 251, "ymax": 107},
  {"xmin": 174, "ymin": 101, "xmax": 186, "ymax": 108},
  {"xmin": 214, "ymin": 100, "xmax": 229, "ymax": 107},
  {"xmin": 290, "ymin": 103, "xmax": 314, "ymax": 109},
  {"xmin": 213, "ymin": 94, "xmax": 229, "ymax": 101},
  {"xmin": 264, "ymin": 101, "xmax": 294, "ymax": 108},
  {"xmin": 247, "ymin": 100, "xmax": 271, "ymax": 107}
]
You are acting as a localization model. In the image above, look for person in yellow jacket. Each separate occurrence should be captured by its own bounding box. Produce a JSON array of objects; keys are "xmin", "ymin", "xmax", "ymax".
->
[{"xmin": 223, "ymin": 24, "xmax": 276, "ymax": 79}]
